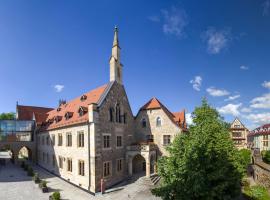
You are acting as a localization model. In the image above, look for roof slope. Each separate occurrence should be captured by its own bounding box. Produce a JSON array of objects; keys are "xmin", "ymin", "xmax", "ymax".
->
[
  {"xmin": 140, "ymin": 97, "xmax": 187, "ymax": 130},
  {"xmin": 42, "ymin": 83, "xmax": 108, "ymax": 130},
  {"xmin": 17, "ymin": 105, "xmax": 53, "ymax": 125},
  {"xmin": 249, "ymin": 124, "xmax": 270, "ymax": 136}
]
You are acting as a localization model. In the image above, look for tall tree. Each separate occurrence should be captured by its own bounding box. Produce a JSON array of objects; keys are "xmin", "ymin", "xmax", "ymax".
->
[
  {"xmin": 0, "ymin": 112, "xmax": 15, "ymax": 120},
  {"xmin": 152, "ymin": 99, "xmax": 244, "ymax": 200}
]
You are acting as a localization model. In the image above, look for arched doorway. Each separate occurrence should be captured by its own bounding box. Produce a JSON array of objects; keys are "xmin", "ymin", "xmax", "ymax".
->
[
  {"xmin": 18, "ymin": 146, "xmax": 32, "ymax": 161},
  {"xmin": 132, "ymin": 154, "xmax": 146, "ymax": 175}
]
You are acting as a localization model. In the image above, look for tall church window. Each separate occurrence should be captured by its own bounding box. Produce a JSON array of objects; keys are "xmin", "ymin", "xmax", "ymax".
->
[
  {"xmin": 156, "ymin": 117, "xmax": 162, "ymax": 127},
  {"xmin": 109, "ymin": 107, "xmax": 114, "ymax": 122},
  {"xmin": 115, "ymin": 104, "xmax": 121, "ymax": 123},
  {"xmin": 142, "ymin": 118, "xmax": 147, "ymax": 128}
]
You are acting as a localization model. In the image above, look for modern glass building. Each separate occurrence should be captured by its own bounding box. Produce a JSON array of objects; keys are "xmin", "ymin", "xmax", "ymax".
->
[{"xmin": 0, "ymin": 120, "xmax": 35, "ymax": 142}]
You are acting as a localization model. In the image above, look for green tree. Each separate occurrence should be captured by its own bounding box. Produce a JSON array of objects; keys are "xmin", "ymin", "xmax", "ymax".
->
[
  {"xmin": 0, "ymin": 112, "xmax": 15, "ymax": 120},
  {"xmin": 152, "ymin": 99, "xmax": 244, "ymax": 200},
  {"xmin": 238, "ymin": 149, "xmax": 251, "ymax": 169}
]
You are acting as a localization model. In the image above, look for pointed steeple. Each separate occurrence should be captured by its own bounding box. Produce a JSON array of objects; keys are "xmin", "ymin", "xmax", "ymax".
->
[
  {"xmin": 110, "ymin": 26, "xmax": 122, "ymax": 84},
  {"xmin": 113, "ymin": 26, "xmax": 120, "ymax": 47}
]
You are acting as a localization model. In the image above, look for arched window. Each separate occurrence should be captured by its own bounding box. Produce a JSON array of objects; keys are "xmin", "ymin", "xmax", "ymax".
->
[
  {"xmin": 115, "ymin": 104, "xmax": 121, "ymax": 123},
  {"xmin": 142, "ymin": 118, "xmax": 147, "ymax": 128},
  {"xmin": 156, "ymin": 117, "xmax": 162, "ymax": 127},
  {"xmin": 109, "ymin": 107, "xmax": 114, "ymax": 122}
]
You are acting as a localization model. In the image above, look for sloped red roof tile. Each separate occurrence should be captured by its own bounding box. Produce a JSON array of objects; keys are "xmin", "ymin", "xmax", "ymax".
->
[{"xmin": 17, "ymin": 105, "xmax": 53, "ymax": 125}]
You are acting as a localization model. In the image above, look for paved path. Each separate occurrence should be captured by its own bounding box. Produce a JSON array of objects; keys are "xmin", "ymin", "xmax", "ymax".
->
[{"xmin": 0, "ymin": 162, "xmax": 160, "ymax": 200}]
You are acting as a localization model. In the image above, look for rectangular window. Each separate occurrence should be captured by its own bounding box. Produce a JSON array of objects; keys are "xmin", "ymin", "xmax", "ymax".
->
[
  {"xmin": 67, "ymin": 133, "xmax": 72, "ymax": 147},
  {"xmin": 163, "ymin": 135, "xmax": 171, "ymax": 145},
  {"xmin": 52, "ymin": 155, "xmax": 56, "ymax": 167},
  {"xmin": 58, "ymin": 133, "xmax": 62, "ymax": 146},
  {"xmin": 103, "ymin": 161, "xmax": 111, "ymax": 177},
  {"xmin": 59, "ymin": 156, "xmax": 63, "ymax": 169},
  {"xmin": 67, "ymin": 158, "xmax": 72, "ymax": 172},
  {"xmin": 78, "ymin": 160, "xmax": 85, "ymax": 176},
  {"xmin": 232, "ymin": 132, "xmax": 242, "ymax": 138},
  {"xmin": 103, "ymin": 135, "xmax": 111, "ymax": 149},
  {"xmin": 117, "ymin": 159, "xmax": 123, "ymax": 172},
  {"xmin": 51, "ymin": 134, "xmax": 55, "ymax": 146},
  {"xmin": 78, "ymin": 132, "xmax": 84, "ymax": 147},
  {"xmin": 46, "ymin": 136, "xmax": 49, "ymax": 145},
  {"xmin": 116, "ymin": 136, "xmax": 122, "ymax": 147}
]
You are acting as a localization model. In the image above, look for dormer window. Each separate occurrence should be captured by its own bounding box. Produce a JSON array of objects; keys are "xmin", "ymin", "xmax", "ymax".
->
[
  {"xmin": 54, "ymin": 116, "xmax": 62, "ymax": 123},
  {"xmin": 57, "ymin": 107, "xmax": 61, "ymax": 112},
  {"xmin": 78, "ymin": 106, "xmax": 88, "ymax": 117},
  {"xmin": 80, "ymin": 95, "xmax": 87, "ymax": 101},
  {"xmin": 65, "ymin": 112, "xmax": 73, "ymax": 120}
]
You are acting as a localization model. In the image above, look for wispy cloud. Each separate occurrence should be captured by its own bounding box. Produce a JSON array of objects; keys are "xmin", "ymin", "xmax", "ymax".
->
[
  {"xmin": 206, "ymin": 87, "xmax": 230, "ymax": 97},
  {"xmin": 263, "ymin": 0, "xmax": 270, "ymax": 16},
  {"xmin": 202, "ymin": 27, "xmax": 232, "ymax": 54},
  {"xmin": 148, "ymin": 15, "xmax": 160, "ymax": 22},
  {"xmin": 225, "ymin": 94, "xmax": 241, "ymax": 101},
  {"xmin": 240, "ymin": 65, "xmax": 249, "ymax": 70},
  {"xmin": 54, "ymin": 84, "xmax": 65, "ymax": 92},
  {"xmin": 162, "ymin": 7, "xmax": 188, "ymax": 37},
  {"xmin": 262, "ymin": 81, "xmax": 270, "ymax": 89},
  {"xmin": 250, "ymin": 93, "xmax": 270, "ymax": 109},
  {"xmin": 244, "ymin": 112, "xmax": 270, "ymax": 125},
  {"xmin": 241, "ymin": 107, "xmax": 252, "ymax": 113},
  {"xmin": 190, "ymin": 76, "xmax": 202, "ymax": 91},
  {"xmin": 218, "ymin": 103, "xmax": 242, "ymax": 116}
]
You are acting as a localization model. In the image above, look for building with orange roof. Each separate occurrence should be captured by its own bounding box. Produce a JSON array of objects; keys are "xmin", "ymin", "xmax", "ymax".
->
[{"xmin": 2, "ymin": 27, "xmax": 187, "ymax": 193}]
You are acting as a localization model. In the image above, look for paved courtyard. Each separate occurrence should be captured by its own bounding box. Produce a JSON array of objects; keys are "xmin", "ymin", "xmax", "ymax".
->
[{"xmin": 0, "ymin": 162, "xmax": 160, "ymax": 200}]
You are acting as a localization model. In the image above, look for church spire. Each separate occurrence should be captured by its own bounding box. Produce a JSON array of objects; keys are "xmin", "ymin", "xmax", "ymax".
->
[{"xmin": 110, "ymin": 26, "xmax": 122, "ymax": 84}]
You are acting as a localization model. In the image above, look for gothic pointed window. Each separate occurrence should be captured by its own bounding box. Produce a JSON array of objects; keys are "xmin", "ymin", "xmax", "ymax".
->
[
  {"xmin": 109, "ymin": 107, "xmax": 114, "ymax": 122},
  {"xmin": 156, "ymin": 117, "xmax": 162, "ymax": 127}
]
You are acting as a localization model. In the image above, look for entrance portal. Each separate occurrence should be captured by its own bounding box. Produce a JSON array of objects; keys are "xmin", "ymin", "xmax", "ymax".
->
[{"xmin": 132, "ymin": 154, "xmax": 146, "ymax": 175}]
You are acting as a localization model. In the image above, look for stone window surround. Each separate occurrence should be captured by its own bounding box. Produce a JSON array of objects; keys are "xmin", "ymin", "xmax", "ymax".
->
[
  {"xmin": 103, "ymin": 133, "xmax": 111, "ymax": 150},
  {"xmin": 66, "ymin": 132, "xmax": 72, "ymax": 147},
  {"xmin": 67, "ymin": 158, "xmax": 73, "ymax": 172},
  {"xmin": 58, "ymin": 133, "xmax": 63, "ymax": 146},
  {"xmin": 116, "ymin": 158, "xmax": 124, "ymax": 173},
  {"xmin": 77, "ymin": 131, "xmax": 84, "ymax": 147},
  {"xmin": 78, "ymin": 160, "xmax": 85, "ymax": 176},
  {"xmin": 156, "ymin": 116, "xmax": 162, "ymax": 127},
  {"xmin": 116, "ymin": 134, "xmax": 123, "ymax": 149},
  {"xmin": 103, "ymin": 161, "xmax": 112, "ymax": 178},
  {"xmin": 163, "ymin": 135, "xmax": 171, "ymax": 146}
]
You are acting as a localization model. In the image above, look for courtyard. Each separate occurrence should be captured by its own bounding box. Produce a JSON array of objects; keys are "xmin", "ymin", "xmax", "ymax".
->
[{"xmin": 0, "ymin": 162, "xmax": 160, "ymax": 200}]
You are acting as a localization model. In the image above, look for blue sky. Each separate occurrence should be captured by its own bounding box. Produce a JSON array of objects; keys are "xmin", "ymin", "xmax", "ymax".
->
[{"xmin": 0, "ymin": 0, "xmax": 270, "ymax": 129}]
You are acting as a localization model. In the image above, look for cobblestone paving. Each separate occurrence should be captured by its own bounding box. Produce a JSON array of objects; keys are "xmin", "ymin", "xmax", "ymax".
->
[{"xmin": 0, "ymin": 162, "xmax": 160, "ymax": 200}]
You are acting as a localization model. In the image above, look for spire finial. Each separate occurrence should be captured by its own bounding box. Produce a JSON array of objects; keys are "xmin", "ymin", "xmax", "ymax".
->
[{"xmin": 113, "ymin": 26, "xmax": 119, "ymax": 47}]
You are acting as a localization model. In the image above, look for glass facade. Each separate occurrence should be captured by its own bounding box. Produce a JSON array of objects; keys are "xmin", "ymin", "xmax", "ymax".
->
[{"xmin": 0, "ymin": 120, "xmax": 35, "ymax": 142}]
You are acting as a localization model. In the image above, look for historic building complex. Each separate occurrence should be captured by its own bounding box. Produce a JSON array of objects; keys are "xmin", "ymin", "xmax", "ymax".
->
[
  {"xmin": 229, "ymin": 118, "xmax": 249, "ymax": 149},
  {"xmin": 248, "ymin": 124, "xmax": 270, "ymax": 151},
  {"xmin": 3, "ymin": 27, "xmax": 187, "ymax": 193}
]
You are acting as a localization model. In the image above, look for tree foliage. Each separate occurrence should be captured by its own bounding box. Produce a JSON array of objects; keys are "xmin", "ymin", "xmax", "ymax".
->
[
  {"xmin": 152, "ymin": 99, "xmax": 244, "ymax": 200},
  {"xmin": 0, "ymin": 112, "xmax": 15, "ymax": 120},
  {"xmin": 262, "ymin": 150, "xmax": 270, "ymax": 164}
]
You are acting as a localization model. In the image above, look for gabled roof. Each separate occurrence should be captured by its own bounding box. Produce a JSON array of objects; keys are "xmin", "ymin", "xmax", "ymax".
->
[
  {"xmin": 139, "ymin": 97, "xmax": 187, "ymax": 130},
  {"xmin": 41, "ymin": 83, "xmax": 109, "ymax": 131},
  {"xmin": 17, "ymin": 105, "xmax": 53, "ymax": 125}
]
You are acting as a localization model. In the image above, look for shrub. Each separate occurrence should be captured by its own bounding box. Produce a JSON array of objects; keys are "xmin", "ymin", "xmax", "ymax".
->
[
  {"xmin": 32, "ymin": 172, "xmax": 40, "ymax": 183},
  {"xmin": 52, "ymin": 191, "xmax": 61, "ymax": 200},
  {"xmin": 262, "ymin": 150, "xmax": 270, "ymax": 164},
  {"xmin": 39, "ymin": 180, "xmax": 47, "ymax": 188},
  {"xmin": 27, "ymin": 167, "xmax": 34, "ymax": 176},
  {"xmin": 243, "ymin": 185, "xmax": 270, "ymax": 200}
]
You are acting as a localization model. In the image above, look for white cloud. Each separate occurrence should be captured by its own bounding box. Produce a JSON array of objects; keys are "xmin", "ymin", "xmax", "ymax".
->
[
  {"xmin": 186, "ymin": 113, "xmax": 193, "ymax": 125},
  {"xmin": 262, "ymin": 81, "xmax": 270, "ymax": 89},
  {"xmin": 202, "ymin": 27, "xmax": 232, "ymax": 54},
  {"xmin": 190, "ymin": 76, "xmax": 202, "ymax": 91},
  {"xmin": 241, "ymin": 107, "xmax": 252, "ymax": 113},
  {"xmin": 240, "ymin": 65, "xmax": 249, "ymax": 70},
  {"xmin": 225, "ymin": 94, "xmax": 240, "ymax": 101},
  {"xmin": 54, "ymin": 84, "xmax": 65, "ymax": 92},
  {"xmin": 206, "ymin": 87, "xmax": 230, "ymax": 97},
  {"xmin": 263, "ymin": 0, "xmax": 270, "ymax": 16},
  {"xmin": 217, "ymin": 103, "xmax": 242, "ymax": 116},
  {"xmin": 148, "ymin": 15, "xmax": 160, "ymax": 22},
  {"xmin": 250, "ymin": 93, "xmax": 270, "ymax": 109},
  {"xmin": 244, "ymin": 112, "xmax": 270, "ymax": 126},
  {"xmin": 161, "ymin": 7, "xmax": 188, "ymax": 37}
]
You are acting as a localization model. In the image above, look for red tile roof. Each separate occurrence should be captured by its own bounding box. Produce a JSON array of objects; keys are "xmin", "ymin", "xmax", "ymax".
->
[
  {"xmin": 140, "ymin": 97, "xmax": 187, "ymax": 130},
  {"xmin": 41, "ymin": 84, "xmax": 108, "ymax": 131},
  {"xmin": 17, "ymin": 105, "xmax": 53, "ymax": 125},
  {"xmin": 248, "ymin": 123, "xmax": 270, "ymax": 137}
]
